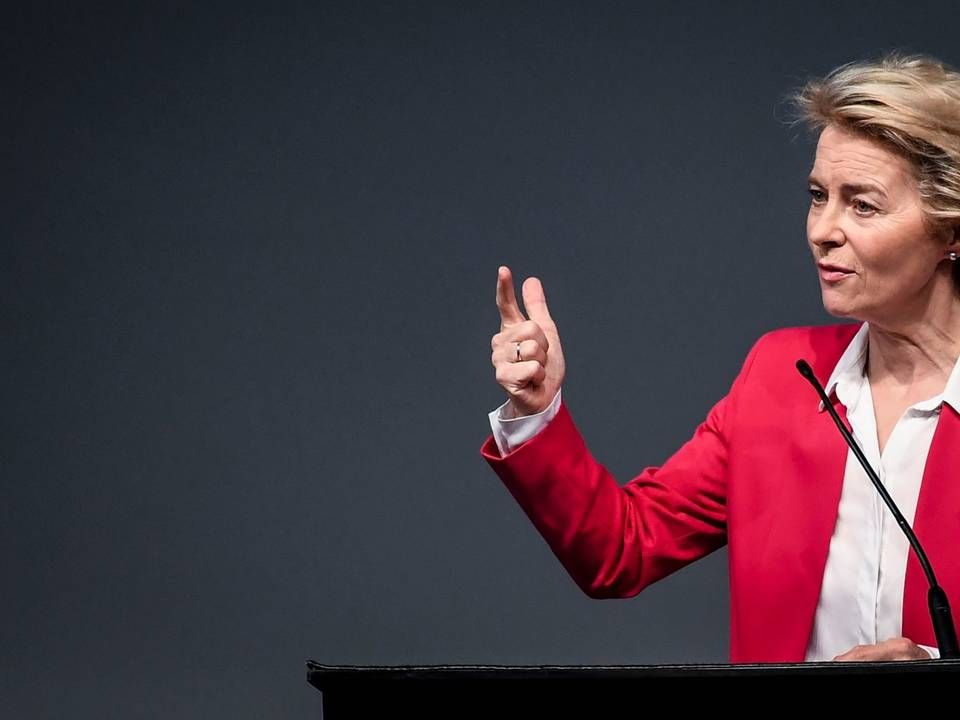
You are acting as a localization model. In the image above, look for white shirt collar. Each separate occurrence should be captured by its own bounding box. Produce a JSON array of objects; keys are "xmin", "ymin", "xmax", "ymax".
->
[{"xmin": 820, "ymin": 321, "xmax": 960, "ymax": 414}]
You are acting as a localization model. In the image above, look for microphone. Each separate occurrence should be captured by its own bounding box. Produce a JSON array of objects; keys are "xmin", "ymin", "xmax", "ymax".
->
[{"xmin": 795, "ymin": 359, "xmax": 959, "ymax": 659}]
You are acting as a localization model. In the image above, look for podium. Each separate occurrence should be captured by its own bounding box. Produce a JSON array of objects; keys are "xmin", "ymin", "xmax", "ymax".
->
[{"xmin": 307, "ymin": 659, "xmax": 960, "ymax": 717}]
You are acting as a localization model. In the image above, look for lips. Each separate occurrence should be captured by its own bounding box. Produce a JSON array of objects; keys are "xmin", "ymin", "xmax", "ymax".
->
[{"xmin": 818, "ymin": 262, "xmax": 855, "ymax": 282}]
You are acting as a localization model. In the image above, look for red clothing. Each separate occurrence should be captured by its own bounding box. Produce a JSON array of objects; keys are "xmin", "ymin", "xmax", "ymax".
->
[{"xmin": 481, "ymin": 325, "xmax": 960, "ymax": 662}]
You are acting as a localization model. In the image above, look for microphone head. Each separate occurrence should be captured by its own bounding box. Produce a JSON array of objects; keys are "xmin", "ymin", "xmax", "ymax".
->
[
  {"xmin": 796, "ymin": 358, "xmax": 831, "ymax": 404},
  {"xmin": 796, "ymin": 359, "xmax": 814, "ymax": 381}
]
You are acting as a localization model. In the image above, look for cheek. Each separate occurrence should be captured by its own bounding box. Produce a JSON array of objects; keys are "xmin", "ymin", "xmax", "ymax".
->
[
  {"xmin": 857, "ymin": 252, "xmax": 907, "ymax": 291},
  {"xmin": 859, "ymin": 230, "xmax": 939, "ymax": 285}
]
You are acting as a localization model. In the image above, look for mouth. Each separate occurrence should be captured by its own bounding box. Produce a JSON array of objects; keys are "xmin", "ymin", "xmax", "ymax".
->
[{"xmin": 817, "ymin": 262, "xmax": 855, "ymax": 283}]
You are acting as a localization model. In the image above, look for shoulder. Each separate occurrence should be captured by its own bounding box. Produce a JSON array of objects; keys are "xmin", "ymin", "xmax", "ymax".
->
[
  {"xmin": 736, "ymin": 322, "xmax": 861, "ymax": 383},
  {"xmin": 750, "ymin": 323, "xmax": 860, "ymax": 356}
]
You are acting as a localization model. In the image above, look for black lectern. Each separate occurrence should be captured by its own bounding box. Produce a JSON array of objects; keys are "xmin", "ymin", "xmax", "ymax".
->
[{"xmin": 308, "ymin": 660, "xmax": 960, "ymax": 717}]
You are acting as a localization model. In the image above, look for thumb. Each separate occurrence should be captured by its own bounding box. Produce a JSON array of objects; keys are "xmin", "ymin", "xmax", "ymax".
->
[{"xmin": 521, "ymin": 277, "xmax": 555, "ymax": 328}]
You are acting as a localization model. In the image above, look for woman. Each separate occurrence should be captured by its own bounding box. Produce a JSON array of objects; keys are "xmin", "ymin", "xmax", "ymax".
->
[{"xmin": 481, "ymin": 53, "xmax": 960, "ymax": 663}]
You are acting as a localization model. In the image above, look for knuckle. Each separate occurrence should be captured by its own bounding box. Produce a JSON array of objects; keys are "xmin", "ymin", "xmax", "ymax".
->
[
  {"xmin": 517, "ymin": 362, "xmax": 536, "ymax": 382},
  {"xmin": 528, "ymin": 339, "xmax": 547, "ymax": 359}
]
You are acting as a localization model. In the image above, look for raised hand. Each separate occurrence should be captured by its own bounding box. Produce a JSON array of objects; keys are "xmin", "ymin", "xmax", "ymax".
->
[{"xmin": 491, "ymin": 266, "xmax": 566, "ymax": 416}]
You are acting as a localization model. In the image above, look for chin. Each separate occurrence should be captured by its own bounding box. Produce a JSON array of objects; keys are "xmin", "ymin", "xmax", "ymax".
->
[{"xmin": 820, "ymin": 292, "xmax": 861, "ymax": 320}]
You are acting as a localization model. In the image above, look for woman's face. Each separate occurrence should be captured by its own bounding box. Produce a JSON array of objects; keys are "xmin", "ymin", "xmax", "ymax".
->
[{"xmin": 807, "ymin": 124, "xmax": 955, "ymax": 324}]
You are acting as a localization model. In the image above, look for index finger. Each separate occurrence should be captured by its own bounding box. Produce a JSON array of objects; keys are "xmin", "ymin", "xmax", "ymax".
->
[{"xmin": 496, "ymin": 266, "xmax": 526, "ymax": 329}]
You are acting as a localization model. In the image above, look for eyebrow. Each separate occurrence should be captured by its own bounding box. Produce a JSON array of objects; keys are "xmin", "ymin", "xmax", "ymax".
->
[{"xmin": 807, "ymin": 176, "xmax": 888, "ymax": 198}]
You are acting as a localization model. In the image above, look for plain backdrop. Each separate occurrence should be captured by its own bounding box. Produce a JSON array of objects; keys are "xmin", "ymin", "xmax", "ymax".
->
[{"xmin": 5, "ymin": 2, "xmax": 960, "ymax": 717}]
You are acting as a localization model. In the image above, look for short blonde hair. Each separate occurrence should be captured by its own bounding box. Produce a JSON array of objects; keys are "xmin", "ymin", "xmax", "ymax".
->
[{"xmin": 794, "ymin": 52, "xmax": 960, "ymax": 228}]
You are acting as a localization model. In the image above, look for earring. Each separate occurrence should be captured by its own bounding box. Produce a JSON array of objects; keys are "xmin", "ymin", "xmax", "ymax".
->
[{"xmin": 951, "ymin": 252, "xmax": 959, "ymax": 261}]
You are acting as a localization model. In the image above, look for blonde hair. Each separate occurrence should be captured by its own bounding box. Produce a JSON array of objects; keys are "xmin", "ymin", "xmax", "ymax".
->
[{"xmin": 794, "ymin": 52, "xmax": 960, "ymax": 228}]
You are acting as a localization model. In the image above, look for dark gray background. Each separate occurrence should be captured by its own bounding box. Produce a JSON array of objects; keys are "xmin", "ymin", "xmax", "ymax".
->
[{"xmin": 5, "ymin": 1, "xmax": 958, "ymax": 716}]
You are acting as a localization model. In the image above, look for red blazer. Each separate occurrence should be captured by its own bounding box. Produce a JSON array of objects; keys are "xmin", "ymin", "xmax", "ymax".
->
[{"xmin": 481, "ymin": 324, "xmax": 960, "ymax": 662}]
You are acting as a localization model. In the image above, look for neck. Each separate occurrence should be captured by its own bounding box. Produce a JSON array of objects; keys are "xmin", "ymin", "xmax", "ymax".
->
[{"xmin": 865, "ymin": 282, "xmax": 960, "ymax": 384}]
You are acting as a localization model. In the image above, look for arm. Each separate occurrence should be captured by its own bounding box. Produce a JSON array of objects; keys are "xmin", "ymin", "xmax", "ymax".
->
[
  {"xmin": 481, "ymin": 386, "xmax": 736, "ymax": 598},
  {"xmin": 482, "ymin": 265, "xmax": 762, "ymax": 597}
]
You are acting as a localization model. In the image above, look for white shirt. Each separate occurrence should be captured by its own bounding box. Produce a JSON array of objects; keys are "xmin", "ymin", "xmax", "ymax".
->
[{"xmin": 488, "ymin": 322, "xmax": 960, "ymax": 660}]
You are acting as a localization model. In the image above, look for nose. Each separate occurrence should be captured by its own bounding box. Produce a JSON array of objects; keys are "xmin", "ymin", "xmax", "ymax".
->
[{"xmin": 808, "ymin": 203, "xmax": 846, "ymax": 250}]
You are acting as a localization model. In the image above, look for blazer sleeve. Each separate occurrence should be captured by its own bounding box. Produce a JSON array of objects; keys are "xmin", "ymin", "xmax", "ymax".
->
[{"xmin": 480, "ymin": 338, "xmax": 763, "ymax": 598}]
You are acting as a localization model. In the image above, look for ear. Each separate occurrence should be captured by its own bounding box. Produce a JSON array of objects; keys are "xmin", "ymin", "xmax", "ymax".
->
[{"xmin": 945, "ymin": 223, "xmax": 960, "ymax": 256}]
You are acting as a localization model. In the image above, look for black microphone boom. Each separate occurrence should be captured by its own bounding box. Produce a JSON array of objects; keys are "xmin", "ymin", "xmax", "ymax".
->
[{"xmin": 795, "ymin": 358, "xmax": 959, "ymax": 660}]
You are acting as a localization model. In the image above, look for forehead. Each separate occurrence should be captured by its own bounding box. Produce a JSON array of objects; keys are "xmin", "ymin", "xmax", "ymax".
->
[{"xmin": 811, "ymin": 125, "xmax": 916, "ymax": 188}]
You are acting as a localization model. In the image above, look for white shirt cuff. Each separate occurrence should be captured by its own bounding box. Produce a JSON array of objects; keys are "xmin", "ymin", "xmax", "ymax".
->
[{"xmin": 488, "ymin": 389, "xmax": 562, "ymax": 456}]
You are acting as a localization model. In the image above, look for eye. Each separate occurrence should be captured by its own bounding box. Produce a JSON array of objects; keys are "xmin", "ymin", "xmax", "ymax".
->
[
  {"xmin": 809, "ymin": 187, "xmax": 826, "ymax": 204},
  {"xmin": 853, "ymin": 199, "xmax": 878, "ymax": 216}
]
